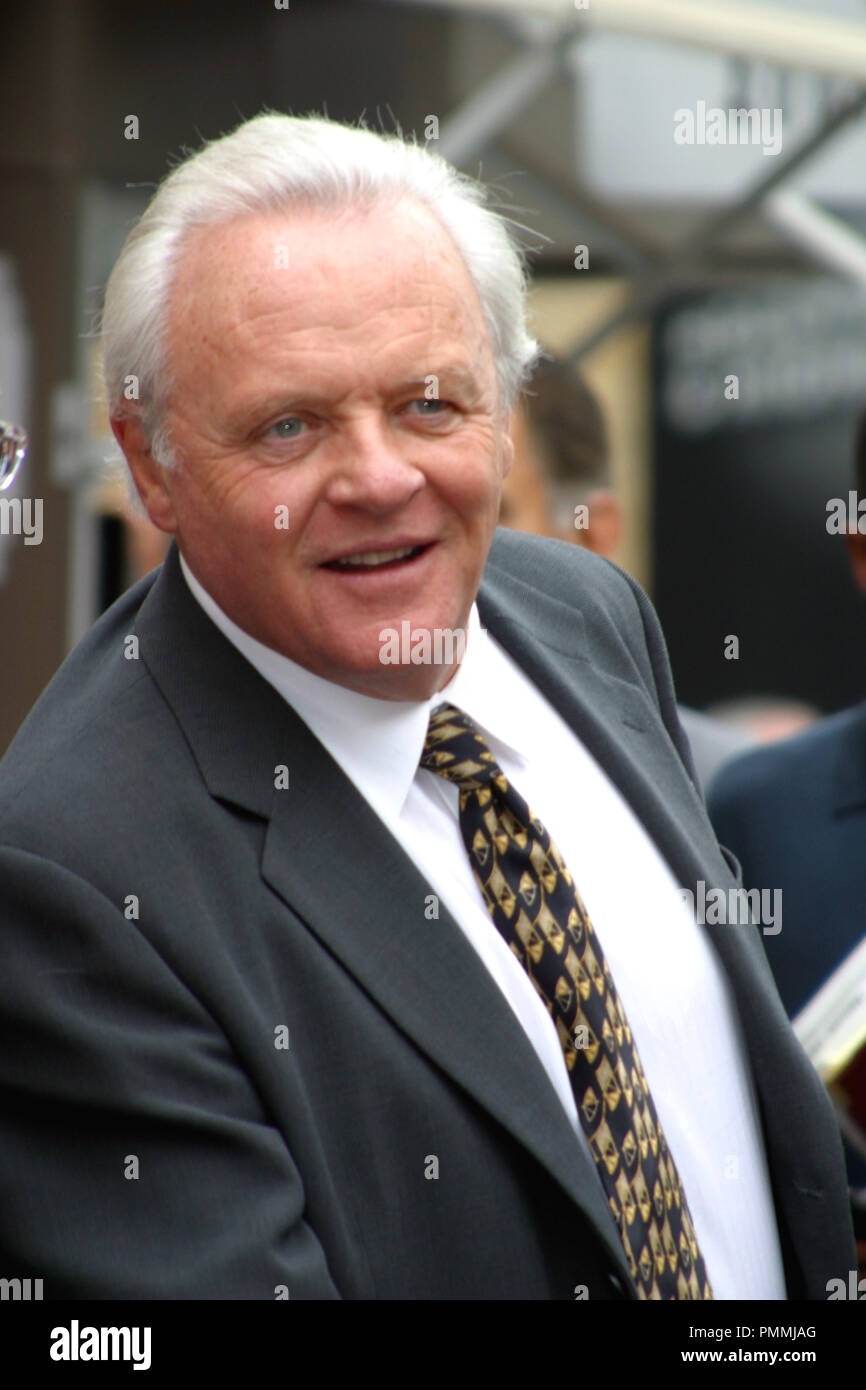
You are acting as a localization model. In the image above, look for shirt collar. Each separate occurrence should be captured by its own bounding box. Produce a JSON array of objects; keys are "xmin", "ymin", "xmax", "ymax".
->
[{"xmin": 178, "ymin": 551, "xmax": 530, "ymax": 820}]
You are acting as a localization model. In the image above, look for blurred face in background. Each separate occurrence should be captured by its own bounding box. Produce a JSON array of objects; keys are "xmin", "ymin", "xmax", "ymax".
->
[
  {"xmin": 500, "ymin": 403, "xmax": 622, "ymax": 557},
  {"xmin": 498, "ymin": 406, "xmax": 554, "ymax": 536}
]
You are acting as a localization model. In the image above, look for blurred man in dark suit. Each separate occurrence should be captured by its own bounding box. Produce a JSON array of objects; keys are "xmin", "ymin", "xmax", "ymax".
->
[{"xmin": 709, "ymin": 407, "xmax": 866, "ymax": 1238}]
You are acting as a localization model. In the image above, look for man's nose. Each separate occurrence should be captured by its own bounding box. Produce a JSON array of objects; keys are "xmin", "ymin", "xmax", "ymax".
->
[{"xmin": 324, "ymin": 416, "xmax": 426, "ymax": 510}]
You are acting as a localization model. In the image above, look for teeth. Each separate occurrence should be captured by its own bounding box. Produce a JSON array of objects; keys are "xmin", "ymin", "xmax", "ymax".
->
[{"xmin": 333, "ymin": 545, "xmax": 418, "ymax": 568}]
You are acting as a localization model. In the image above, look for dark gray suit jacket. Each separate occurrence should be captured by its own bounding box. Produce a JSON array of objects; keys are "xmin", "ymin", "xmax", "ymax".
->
[{"xmin": 0, "ymin": 531, "xmax": 854, "ymax": 1299}]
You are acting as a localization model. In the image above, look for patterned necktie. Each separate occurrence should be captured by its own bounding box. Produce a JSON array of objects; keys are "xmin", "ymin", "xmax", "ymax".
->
[{"xmin": 421, "ymin": 702, "xmax": 713, "ymax": 1301}]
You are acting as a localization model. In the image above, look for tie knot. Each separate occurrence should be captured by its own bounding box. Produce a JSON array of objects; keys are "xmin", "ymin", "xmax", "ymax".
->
[{"xmin": 420, "ymin": 703, "xmax": 502, "ymax": 791}]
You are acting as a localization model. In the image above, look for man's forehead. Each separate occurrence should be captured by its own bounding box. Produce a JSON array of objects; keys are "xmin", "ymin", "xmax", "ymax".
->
[
  {"xmin": 165, "ymin": 201, "xmax": 496, "ymax": 395},
  {"xmin": 173, "ymin": 198, "xmax": 472, "ymax": 297}
]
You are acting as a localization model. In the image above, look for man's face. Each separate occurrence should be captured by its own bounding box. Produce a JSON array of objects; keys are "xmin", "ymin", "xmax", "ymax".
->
[{"xmin": 122, "ymin": 199, "xmax": 512, "ymax": 700}]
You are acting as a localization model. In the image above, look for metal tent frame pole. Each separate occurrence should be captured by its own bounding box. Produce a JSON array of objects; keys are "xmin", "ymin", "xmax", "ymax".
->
[
  {"xmin": 395, "ymin": 0, "xmax": 866, "ymax": 359},
  {"xmin": 425, "ymin": 0, "xmax": 866, "ymax": 83},
  {"xmin": 563, "ymin": 87, "xmax": 866, "ymax": 362}
]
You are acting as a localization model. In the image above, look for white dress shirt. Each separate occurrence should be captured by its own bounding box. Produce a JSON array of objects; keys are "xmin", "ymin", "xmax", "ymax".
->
[{"xmin": 179, "ymin": 552, "xmax": 787, "ymax": 1300}]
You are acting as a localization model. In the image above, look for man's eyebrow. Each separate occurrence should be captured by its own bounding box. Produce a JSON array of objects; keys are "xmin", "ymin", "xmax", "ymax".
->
[
  {"xmin": 382, "ymin": 366, "xmax": 489, "ymax": 403},
  {"xmin": 401, "ymin": 367, "xmax": 482, "ymax": 392},
  {"xmin": 232, "ymin": 366, "xmax": 486, "ymax": 424}
]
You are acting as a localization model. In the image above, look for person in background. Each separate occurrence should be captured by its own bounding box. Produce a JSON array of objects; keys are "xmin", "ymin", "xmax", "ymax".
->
[
  {"xmin": 707, "ymin": 696, "xmax": 817, "ymax": 746},
  {"xmin": 500, "ymin": 354, "xmax": 754, "ymax": 791},
  {"xmin": 708, "ymin": 406, "xmax": 866, "ymax": 1258},
  {"xmin": 500, "ymin": 356, "xmax": 621, "ymax": 556}
]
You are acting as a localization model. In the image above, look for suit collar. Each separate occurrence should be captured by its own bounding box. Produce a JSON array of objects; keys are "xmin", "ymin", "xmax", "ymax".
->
[
  {"xmin": 478, "ymin": 537, "xmax": 721, "ymax": 898},
  {"xmin": 134, "ymin": 542, "xmax": 284, "ymax": 818}
]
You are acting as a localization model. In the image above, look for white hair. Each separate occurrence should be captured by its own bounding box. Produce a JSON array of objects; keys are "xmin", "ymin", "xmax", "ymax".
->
[{"xmin": 101, "ymin": 112, "xmax": 540, "ymax": 468}]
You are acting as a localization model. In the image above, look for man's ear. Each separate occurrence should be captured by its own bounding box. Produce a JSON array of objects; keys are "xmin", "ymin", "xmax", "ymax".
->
[
  {"xmin": 844, "ymin": 531, "xmax": 866, "ymax": 596},
  {"xmin": 110, "ymin": 415, "xmax": 177, "ymax": 534},
  {"xmin": 500, "ymin": 411, "xmax": 515, "ymax": 480},
  {"xmin": 563, "ymin": 489, "xmax": 623, "ymax": 559}
]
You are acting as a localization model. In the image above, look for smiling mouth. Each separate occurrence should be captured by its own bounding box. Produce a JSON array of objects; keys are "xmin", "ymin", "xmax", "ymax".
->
[{"xmin": 323, "ymin": 543, "xmax": 430, "ymax": 572}]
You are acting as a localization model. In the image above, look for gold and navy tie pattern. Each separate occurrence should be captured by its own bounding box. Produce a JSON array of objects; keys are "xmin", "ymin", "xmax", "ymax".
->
[{"xmin": 421, "ymin": 703, "xmax": 713, "ymax": 1301}]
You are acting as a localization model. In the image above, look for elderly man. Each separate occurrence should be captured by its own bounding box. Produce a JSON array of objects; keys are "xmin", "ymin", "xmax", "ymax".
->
[{"xmin": 0, "ymin": 114, "xmax": 854, "ymax": 1301}]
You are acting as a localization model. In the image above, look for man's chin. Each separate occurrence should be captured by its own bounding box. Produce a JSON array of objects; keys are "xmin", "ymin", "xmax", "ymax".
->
[
  {"xmin": 332, "ymin": 661, "xmax": 460, "ymax": 704},
  {"xmin": 319, "ymin": 638, "xmax": 463, "ymax": 702}
]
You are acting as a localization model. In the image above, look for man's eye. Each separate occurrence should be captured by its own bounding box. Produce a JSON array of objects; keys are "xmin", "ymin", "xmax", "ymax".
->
[
  {"xmin": 405, "ymin": 398, "xmax": 453, "ymax": 416},
  {"xmin": 267, "ymin": 417, "xmax": 306, "ymax": 439}
]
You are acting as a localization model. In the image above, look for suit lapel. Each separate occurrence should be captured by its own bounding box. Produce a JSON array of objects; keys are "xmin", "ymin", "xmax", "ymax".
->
[{"xmin": 477, "ymin": 548, "xmax": 720, "ymax": 897}]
